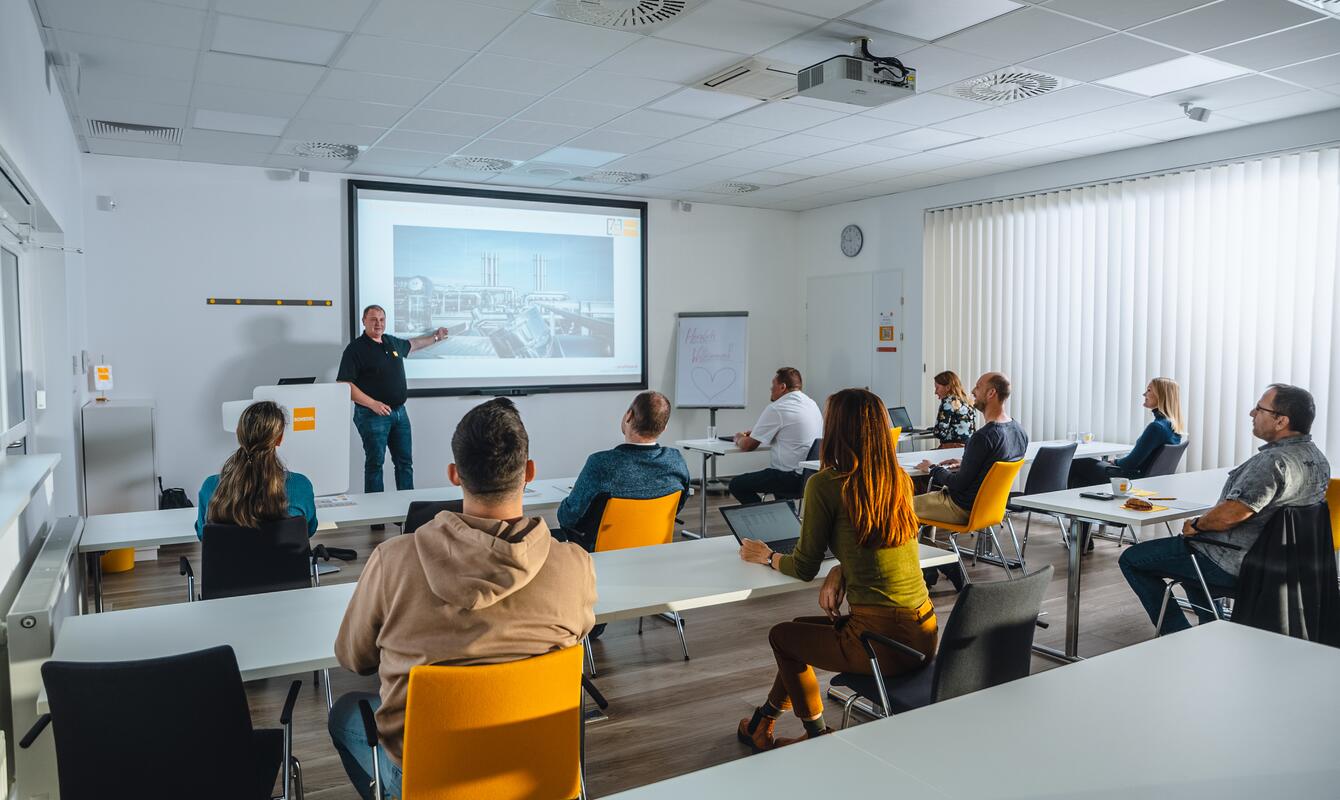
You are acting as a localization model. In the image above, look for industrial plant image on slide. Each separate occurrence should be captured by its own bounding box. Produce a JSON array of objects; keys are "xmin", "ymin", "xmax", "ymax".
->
[{"xmin": 392, "ymin": 225, "xmax": 616, "ymax": 359}]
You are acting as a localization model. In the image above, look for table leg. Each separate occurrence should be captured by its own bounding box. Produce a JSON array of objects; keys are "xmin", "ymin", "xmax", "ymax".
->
[
  {"xmin": 1031, "ymin": 517, "xmax": 1088, "ymax": 663},
  {"xmin": 699, "ymin": 452, "xmax": 712, "ymax": 536},
  {"xmin": 88, "ymin": 551, "xmax": 104, "ymax": 613}
]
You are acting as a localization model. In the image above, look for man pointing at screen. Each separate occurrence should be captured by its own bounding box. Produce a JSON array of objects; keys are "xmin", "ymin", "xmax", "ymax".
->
[{"xmin": 338, "ymin": 305, "xmax": 448, "ymax": 501}]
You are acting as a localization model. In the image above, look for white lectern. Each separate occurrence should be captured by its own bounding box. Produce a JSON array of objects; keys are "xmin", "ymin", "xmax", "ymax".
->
[{"xmin": 222, "ymin": 383, "xmax": 351, "ymax": 496}]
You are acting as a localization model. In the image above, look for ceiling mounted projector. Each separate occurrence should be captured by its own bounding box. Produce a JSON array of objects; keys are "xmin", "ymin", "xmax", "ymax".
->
[{"xmin": 796, "ymin": 37, "xmax": 915, "ymax": 107}]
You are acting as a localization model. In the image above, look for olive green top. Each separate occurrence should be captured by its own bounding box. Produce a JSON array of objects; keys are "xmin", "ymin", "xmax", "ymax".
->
[{"xmin": 779, "ymin": 469, "xmax": 929, "ymax": 609}]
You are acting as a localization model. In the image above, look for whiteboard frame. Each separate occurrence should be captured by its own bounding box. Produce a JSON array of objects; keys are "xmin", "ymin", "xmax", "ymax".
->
[{"xmin": 674, "ymin": 311, "xmax": 748, "ymax": 409}]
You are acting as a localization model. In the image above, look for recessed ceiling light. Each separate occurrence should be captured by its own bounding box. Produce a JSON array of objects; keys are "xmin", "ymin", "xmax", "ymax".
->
[
  {"xmin": 193, "ymin": 109, "xmax": 289, "ymax": 137},
  {"xmin": 292, "ymin": 142, "xmax": 362, "ymax": 159},
  {"xmin": 1095, "ymin": 55, "xmax": 1252, "ymax": 97},
  {"xmin": 527, "ymin": 166, "xmax": 573, "ymax": 177},
  {"xmin": 706, "ymin": 181, "xmax": 760, "ymax": 194},
  {"xmin": 442, "ymin": 156, "xmax": 517, "ymax": 173},
  {"xmin": 578, "ymin": 170, "xmax": 651, "ymax": 184}
]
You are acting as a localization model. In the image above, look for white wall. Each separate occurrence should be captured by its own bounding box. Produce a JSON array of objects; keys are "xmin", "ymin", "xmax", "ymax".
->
[
  {"xmin": 797, "ymin": 109, "xmax": 1340, "ymax": 426},
  {"xmin": 81, "ymin": 155, "xmax": 800, "ymax": 493}
]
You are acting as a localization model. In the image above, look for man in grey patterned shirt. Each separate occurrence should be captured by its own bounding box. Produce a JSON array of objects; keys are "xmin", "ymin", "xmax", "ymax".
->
[{"xmin": 1119, "ymin": 383, "xmax": 1330, "ymax": 635}]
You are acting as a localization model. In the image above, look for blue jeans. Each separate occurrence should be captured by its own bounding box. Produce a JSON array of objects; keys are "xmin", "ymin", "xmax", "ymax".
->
[
  {"xmin": 329, "ymin": 692, "xmax": 402, "ymax": 800},
  {"xmin": 1118, "ymin": 535, "xmax": 1237, "ymax": 635},
  {"xmin": 354, "ymin": 405, "xmax": 413, "ymax": 493}
]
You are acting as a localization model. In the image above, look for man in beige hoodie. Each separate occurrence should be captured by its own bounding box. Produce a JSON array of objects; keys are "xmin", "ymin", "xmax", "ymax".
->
[{"xmin": 329, "ymin": 397, "xmax": 597, "ymax": 799}]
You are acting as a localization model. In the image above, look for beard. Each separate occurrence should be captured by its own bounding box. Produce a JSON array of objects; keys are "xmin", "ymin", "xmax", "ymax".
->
[{"xmin": 973, "ymin": 397, "xmax": 987, "ymax": 412}]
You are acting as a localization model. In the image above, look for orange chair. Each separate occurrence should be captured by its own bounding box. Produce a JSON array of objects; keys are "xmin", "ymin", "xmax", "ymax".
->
[
  {"xmin": 589, "ymin": 492, "xmax": 689, "ymax": 666},
  {"xmin": 1327, "ymin": 478, "xmax": 1339, "ymax": 554},
  {"xmin": 361, "ymin": 646, "xmax": 587, "ymax": 800},
  {"xmin": 918, "ymin": 460, "xmax": 1026, "ymax": 582}
]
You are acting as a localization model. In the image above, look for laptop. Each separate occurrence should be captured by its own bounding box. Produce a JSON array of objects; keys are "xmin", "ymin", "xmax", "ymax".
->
[
  {"xmin": 720, "ymin": 499, "xmax": 810, "ymax": 555},
  {"xmin": 889, "ymin": 406, "xmax": 929, "ymax": 434},
  {"xmin": 277, "ymin": 376, "xmax": 316, "ymax": 385}
]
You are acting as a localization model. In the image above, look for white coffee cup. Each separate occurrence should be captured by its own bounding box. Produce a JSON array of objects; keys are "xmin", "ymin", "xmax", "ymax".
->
[{"xmin": 1110, "ymin": 477, "xmax": 1132, "ymax": 495}]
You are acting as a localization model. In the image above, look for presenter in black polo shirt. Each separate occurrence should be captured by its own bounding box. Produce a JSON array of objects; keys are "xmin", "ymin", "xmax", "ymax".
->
[{"xmin": 337, "ymin": 304, "xmax": 448, "ymax": 496}]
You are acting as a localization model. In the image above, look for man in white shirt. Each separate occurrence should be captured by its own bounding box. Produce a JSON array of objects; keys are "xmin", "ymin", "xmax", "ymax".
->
[{"xmin": 729, "ymin": 367, "xmax": 824, "ymax": 504}]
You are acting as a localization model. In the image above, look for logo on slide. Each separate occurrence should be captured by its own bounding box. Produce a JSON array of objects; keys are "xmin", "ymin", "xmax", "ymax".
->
[
  {"xmin": 690, "ymin": 367, "xmax": 737, "ymax": 400},
  {"xmin": 293, "ymin": 407, "xmax": 316, "ymax": 432}
]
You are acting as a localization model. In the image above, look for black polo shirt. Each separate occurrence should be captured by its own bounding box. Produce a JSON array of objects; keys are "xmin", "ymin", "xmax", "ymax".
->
[{"xmin": 337, "ymin": 333, "xmax": 411, "ymax": 408}]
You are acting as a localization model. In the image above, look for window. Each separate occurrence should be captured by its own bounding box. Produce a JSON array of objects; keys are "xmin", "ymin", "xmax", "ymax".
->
[
  {"xmin": 924, "ymin": 147, "xmax": 1340, "ymax": 470},
  {"xmin": 1, "ymin": 245, "xmax": 23, "ymax": 440}
]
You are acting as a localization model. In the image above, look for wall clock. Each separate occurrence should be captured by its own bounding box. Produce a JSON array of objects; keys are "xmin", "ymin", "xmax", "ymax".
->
[{"xmin": 841, "ymin": 224, "xmax": 863, "ymax": 257}]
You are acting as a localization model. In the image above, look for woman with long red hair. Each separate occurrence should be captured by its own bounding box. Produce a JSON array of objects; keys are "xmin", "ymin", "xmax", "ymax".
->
[{"xmin": 736, "ymin": 388, "xmax": 937, "ymax": 749}]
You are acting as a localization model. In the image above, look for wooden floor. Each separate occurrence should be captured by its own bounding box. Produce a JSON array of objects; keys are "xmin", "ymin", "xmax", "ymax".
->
[{"xmin": 96, "ymin": 493, "xmax": 1169, "ymax": 798}]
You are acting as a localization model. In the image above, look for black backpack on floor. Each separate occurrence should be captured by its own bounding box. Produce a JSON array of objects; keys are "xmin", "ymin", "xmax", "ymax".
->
[{"xmin": 158, "ymin": 477, "xmax": 193, "ymax": 510}]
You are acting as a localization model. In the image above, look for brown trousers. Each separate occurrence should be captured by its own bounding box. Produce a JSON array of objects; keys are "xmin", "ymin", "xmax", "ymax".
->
[{"xmin": 766, "ymin": 600, "xmax": 937, "ymax": 720}]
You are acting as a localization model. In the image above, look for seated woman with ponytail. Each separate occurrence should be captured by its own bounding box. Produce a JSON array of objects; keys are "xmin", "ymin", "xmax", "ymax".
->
[
  {"xmin": 196, "ymin": 400, "xmax": 318, "ymax": 538},
  {"xmin": 735, "ymin": 388, "xmax": 937, "ymax": 750}
]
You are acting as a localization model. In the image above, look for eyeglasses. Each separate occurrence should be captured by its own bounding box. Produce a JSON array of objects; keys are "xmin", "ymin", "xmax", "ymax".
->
[{"xmin": 1252, "ymin": 404, "xmax": 1282, "ymax": 416}]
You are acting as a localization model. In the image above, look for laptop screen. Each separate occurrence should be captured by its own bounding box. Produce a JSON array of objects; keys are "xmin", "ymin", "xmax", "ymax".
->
[
  {"xmin": 720, "ymin": 501, "xmax": 801, "ymax": 544},
  {"xmin": 888, "ymin": 406, "xmax": 914, "ymax": 430}
]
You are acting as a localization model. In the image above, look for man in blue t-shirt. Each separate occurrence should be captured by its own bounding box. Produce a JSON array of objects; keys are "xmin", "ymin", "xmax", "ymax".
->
[{"xmin": 337, "ymin": 305, "xmax": 448, "ymax": 498}]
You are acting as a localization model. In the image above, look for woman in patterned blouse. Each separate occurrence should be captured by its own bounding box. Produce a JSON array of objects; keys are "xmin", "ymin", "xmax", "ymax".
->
[{"xmin": 932, "ymin": 370, "xmax": 976, "ymax": 448}]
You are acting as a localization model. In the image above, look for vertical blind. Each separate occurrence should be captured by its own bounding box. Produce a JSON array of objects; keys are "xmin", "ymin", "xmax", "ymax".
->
[{"xmin": 924, "ymin": 147, "xmax": 1339, "ymax": 472}]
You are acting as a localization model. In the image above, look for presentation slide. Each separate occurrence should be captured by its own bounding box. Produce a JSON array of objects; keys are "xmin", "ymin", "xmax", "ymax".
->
[{"xmin": 349, "ymin": 181, "xmax": 648, "ymax": 396}]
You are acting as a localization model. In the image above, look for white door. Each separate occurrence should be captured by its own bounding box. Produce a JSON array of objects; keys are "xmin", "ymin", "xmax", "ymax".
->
[{"xmin": 805, "ymin": 271, "xmax": 904, "ymax": 409}]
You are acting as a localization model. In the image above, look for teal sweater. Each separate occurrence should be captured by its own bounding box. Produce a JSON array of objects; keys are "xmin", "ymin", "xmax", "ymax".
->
[{"xmin": 196, "ymin": 471, "xmax": 318, "ymax": 538}]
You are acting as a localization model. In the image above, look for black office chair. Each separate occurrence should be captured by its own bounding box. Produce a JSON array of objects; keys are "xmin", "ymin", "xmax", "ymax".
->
[
  {"xmin": 21, "ymin": 645, "xmax": 303, "ymax": 800},
  {"xmin": 179, "ymin": 516, "xmax": 354, "ymax": 708},
  {"xmin": 830, "ymin": 565, "xmax": 1052, "ymax": 728},
  {"xmin": 1006, "ymin": 442, "xmax": 1078, "ymax": 554},
  {"xmin": 774, "ymin": 441, "xmax": 821, "ymax": 503},
  {"xmin": 403, "ymin": 499, "xmax": 465, "ymax": 534}
]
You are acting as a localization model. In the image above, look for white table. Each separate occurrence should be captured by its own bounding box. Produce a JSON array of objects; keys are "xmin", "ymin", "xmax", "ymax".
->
[
  {"xmin": 605, "ymin": 622, "xmax": 1340, "ymax": 799},
  {"xmin": 41, "ymin": 536, "xmax": 957, "ymax": 711},
  {"xmin": 78, "ymin": 477, "xmax": 575, "ymax": 611},
  {"xmin": 1013, "ymin": 468, "xmax": 1230, "ymax": 660},
  {"xmin": 675, "ymin": 438, "xmax": 770, "ymax": 535},
  {"xmin": 800, "ymin": 438, "xmax": 1132, "ymax": 477}
]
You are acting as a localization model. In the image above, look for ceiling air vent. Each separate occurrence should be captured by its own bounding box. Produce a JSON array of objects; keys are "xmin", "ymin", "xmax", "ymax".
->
[
  {"xmin": 946, "ymin": 69, "xmax": 1075, "ymax": 105},
  {"xmin": 443, "ymin": 156, "xmax": 516, "ymax": 173},
  {"xmin": 578, "ymin": 170, "xmax": 650, "ymax": 185},
  {"xmin": 706, "ymin": 181, "xmax": 760, "ymax": 194},
  {"xmin": 539, "ymin": 0, "xmax": 701, "ymax": 32},
  {"xmin": 87, "ymin": 119, "xmax": 181, "ymax": 144},
  {"xmin": 698, "ymin": 58, "xmax": 798, "ymax": 102},
  {"xmin": 292, "ymin": 141, "xmax": 361, "ymax": 159}
]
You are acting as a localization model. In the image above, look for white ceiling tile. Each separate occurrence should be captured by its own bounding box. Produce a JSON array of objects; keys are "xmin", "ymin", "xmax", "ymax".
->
[
  {"xmin": 603, "ymin": 109, "xmax": 713, "ymax": 137},
  {"xmin": 488, "ymin": 14, "xmax": 641, "ymax": 68},
  {"xmin": 355, "ymin": 147, "xmax": 445, "ymax": 167},
  {"xmin": 885, "ymin": 150, "xmax": 969, "ymax": 171},
  {"xmin": 639, "ymin": 139, "xmax": 736, "ymax": 162},
  {"xmin": 78, "ymin": 97, "xmax": 188, "ymax": 127},
  {"xmin": 1022, "ymin": 34, "xmax": 1185, "ymax": 81},
  {"xmin": 934, "ymin": 108, "xmax": 1032, "ymax": 136},
  {"xmin": 1160, "ymin": 74, "xmax": 1306, "ymax": 107},
  {"xmin": 349, "ymin": 164, "xmax": 429, "ymax": 178},
  {"xmin": 1053, "ymin": 131, "xmax": 1161, "ymax": 154},
  {"xmin": 1124, "ymin": 112, "xmax": 1250, "ymax": 139},
  {"xmin": 448, "ymin": 54, "xmax": 585, "ymax": 94},
  {"xmin": 265, "ymin": 154, "xmax": 343, "ymax": 169},
  {"xmin": 566, "ymin": 130, "xmax": 667, "ymax": 154},
  {"xmin": 759, "ymin": 22, "xmax": 921, "ymax": 69},
  {"xmin": 769, "ymin": 157, "xmax": 852, "ymax": 176},
  {"xmin": 868, "ymin": 127, "xmax": 976, "ymax": 150},
  {"xmin": 858, "ymin": 92, "xmax": 986, "ymax": 124},
  {"xmin": 489, "ymin": 171, "xmax": 567, "ymax": 188},
  {"xmin": 593, "ymin": 38, "xmax": 743, "ymax": 83},
  {"xmin": 709, "ymin": 149, "xmax": 801, "ymax": 169},
  {"xmin": 424, "ymin": 84, "xmax": 541, "ymax": 117},
  {"xmin": 315, "ymin": 70, "xmax": 437, "ymax": 106},
  {"xmin": 392, "ymin": 104, "xmax": 498, "ymax": 138},
  {"xmin": 79, "ymin": 69, "xmax": 192, "ymax": 106},
  {"xmin": 193, "ymin": 108, "xmax": 288, "ymax": 136},
  {"xmin": 890, "ymin": 46, "xmax": 1007, "ymax": 92},
  {"xmin": 1096, "ymin": 55, "xmax": 1252, "ymax": 95},
  {"xmin": 418, "ymin": 164, "xmax": 495, "ymax": 182},
  {"xmin": 1268, "ymin": 54, "xmax": 1340, "ymax": 88},
  {"xmin": 1130, "ymin": 0, "xmax": 1323, "ymax": 52},
  {"xmin": 1066, "ymin": 98, "xmax": 1185, "ymax": 129},
  {"xmin": 192, "ymin": 83, "xmax": 308, "ymax": 117},
  {"xmin": 196, "ymin": 53, "xmax": 326, "ymax": 94},
  {"xmin": 378, "ymin": 130, "xmax": 476, "ymax": 153},
  {"xmin": 179, "ymin": 128, "xmax": 279, "ymax": 153},
  {"xmin": 930, "ymin": 160, "xmax": 1015, "ymax": 178},
  {"xmin": 40, "ymin": 0, "xmax": 205, "ymax": 48},
  {"xmin": 1041, "ymin": 0, "xmax": 1213, "ymax": 30},
  {"xmin": 648, "ymin": 88, "xmax": 763, "ymax": 119},
  {"xmin": 734, "ymin": 169, "xmax": 807, "ymax": 185},
  {"xmin": 973, "ymin": 146, "xmax": 1077, "ymax": 166},
  {"xmin": 655, "ymin": 0, "xmax": 824, "ymax": 55},
  {"xmin": 801, "ymin": 115, "xmax": 914, "ymax": 142},
  {"xmin": 787, "ymin": 95, "xmax": 872, "ymax": 114},
  {"xmin": 751, "ymin": 0, "xmax": 870, "ymax": 16},
  {"xmin": 179, "ymin": 148, "xmax": 268, "ymax": 166},
  {"xmin": 52, "ymin": 32, "xmax": 197, "ymax": 78},
  {"xmin": 211, "ymin": 15, "xmax": 346, "ymax": 66},
  {"xmin": 214, "ymin": 0, "xmax": 375, "ymax": 31},
  {"xmin": 938, "ymin": 8, "xmax": 1109, "ymax": 64},
  {"xmin": 283, "ymin": 119, "xmax": 387, "ymax": 145},
  {"xmin": 993, "ymin": 117, "xmax": 1113, "ymax": 145},
  {"xmin": 1216, "ymin": 90, "xmax": 1340, "ymax": 121},
  {"xmin": 606, "ymin": 153, "xmax": 695, "ymax": 173},
  {"xmin": 535, "ymin": 146, "xmax": 625, "ymax": 166},
  {"xmin": 298, "ymin": 97, "xmax": 407, "ymax": 126},
  {"xmin": 555, "ymin": 73, "xmax": 681, "ymax": 107},
  {"xmin": 846, "ymin": 0, "xmax": 1022, "ymax": 41},
  {"xmin": 821, "ymin": 143, "xmax": 914, "ymax": 164},
  {"xmin": 727, "ymin": 101, "xmax": 847, "ymax": 131},
  {"xmin": 780, "ymin": 175, "xmax": 866, "ymax": 193},
  {"xmin": 454, "ymin": 139, "xmax": 551, "ymax": 161},
  {"xmin": 487, "ymin": 119, "xmax": 587, "ymax": 145},
  {"xmin": 1206, "ymin": 19, "xmax": 1340, "ymax": 71},
  {"xmin": 362, "ymin": 0, "xmax": 521, "ymax": 48},
  {"xmin": 87, "ymin": 139, "xmax": 182, "ymax": 159},
  {"xmin": 929, "ymin": 136, "xmax": 1034, "ymax": 159},
  {"xmin": 831, "ymin": 162, "xmax": 919, "ymax": 180},
  {"xmin": 517, "ymin": 98, "xmax": 628, "ymax": 128},
  {"xmin": 753, "ymin": 133, "xmax": 849, "ymax": 156},
  {"xmin": 335, "ymin": 36, "xmax": 474, "ymax": 81},
  {"xmin": 680, "ymin": 122, "xmax": 784, "ymax": 147}
]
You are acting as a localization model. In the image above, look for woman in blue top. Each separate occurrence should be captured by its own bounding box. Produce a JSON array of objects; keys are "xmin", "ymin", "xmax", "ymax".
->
[
  {"xmin": 196, "ymin": 400, "xmax": 318, "ymax": 538},
  {"xmin": 1068, "ymin": 377, "xmax": 1186, "ymax": 488}
]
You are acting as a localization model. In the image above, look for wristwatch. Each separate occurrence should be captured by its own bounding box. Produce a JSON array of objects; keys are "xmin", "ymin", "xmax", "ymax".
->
[
  {"xmin": 768, "ymin": 552, "xmax": 779, "ymax": 570},
  {"xmin": 1189, "ymin": 516, "xmax": 1203, "ymax": 533}
]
